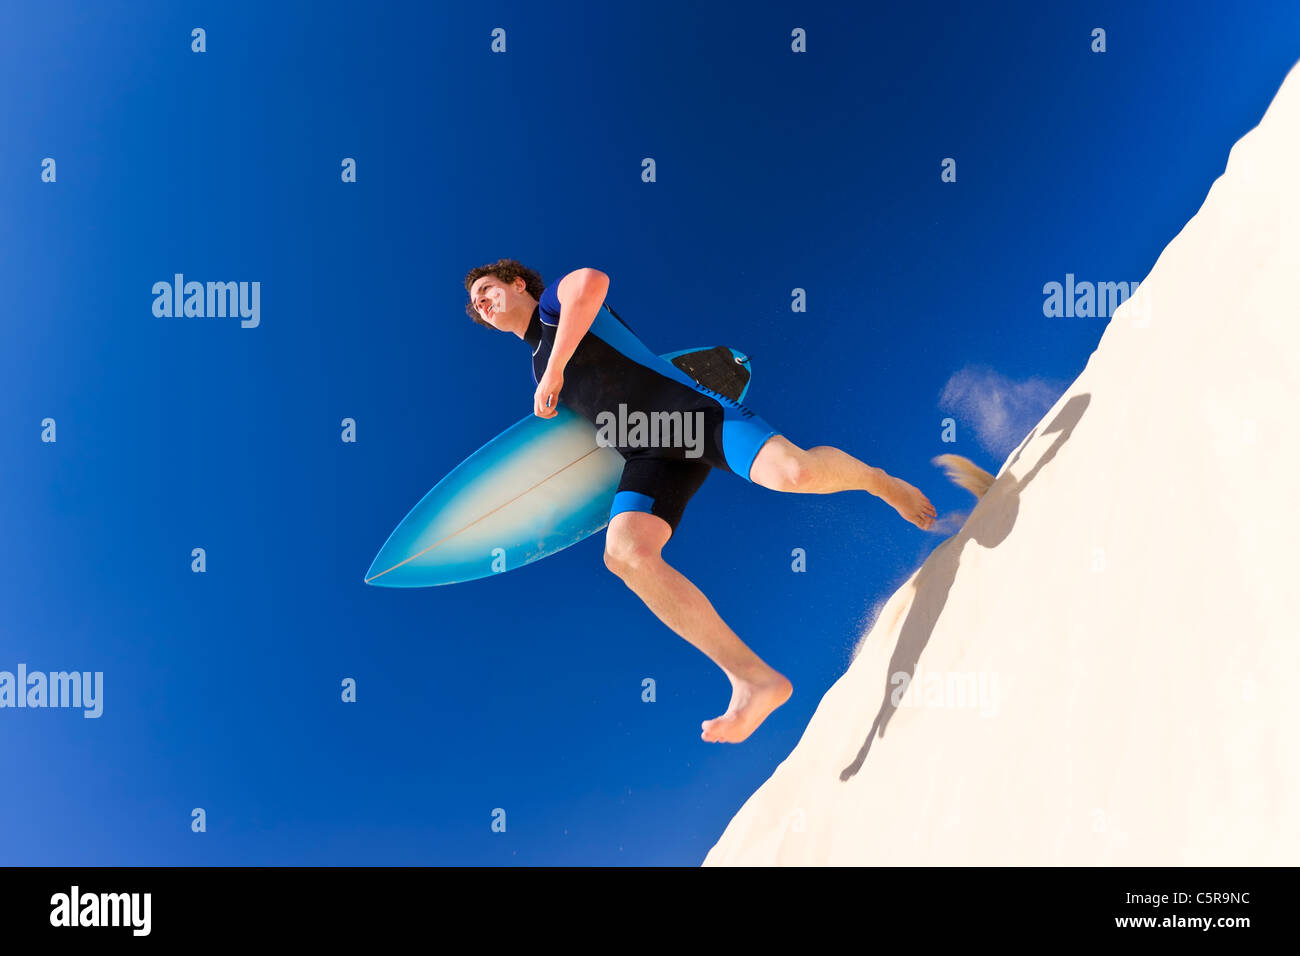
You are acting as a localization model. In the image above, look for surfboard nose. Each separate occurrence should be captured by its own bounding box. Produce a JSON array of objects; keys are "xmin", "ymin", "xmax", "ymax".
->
[
  {"xmin": 363, "ymin": 554, "xmax": 389, "ymax": 586},
  {"xmin": 364, "ymin": 524, "xmax": 428, "ymax": 586},
  {"xmin": 363, "ymin": 552, "xmax": 394, "ymax": 586},
  {"xmin": 364, "ymin": 543, "xmax": 426, "ymax": 587}
]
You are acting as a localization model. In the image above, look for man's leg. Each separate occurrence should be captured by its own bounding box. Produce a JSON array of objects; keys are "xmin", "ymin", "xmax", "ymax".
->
[
  {"xmin": 604, "ymin": 510, "xmax": 792, "ymax": 743},
  {"xmin": 747, "ymin": 434, "xmax": 937, "ymax": 530}
]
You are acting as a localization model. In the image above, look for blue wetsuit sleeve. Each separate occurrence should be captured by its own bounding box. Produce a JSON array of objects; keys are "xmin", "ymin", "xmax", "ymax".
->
[{"xmin": 539, "ymin": 283, "xmax": 562, "ymax": 326}]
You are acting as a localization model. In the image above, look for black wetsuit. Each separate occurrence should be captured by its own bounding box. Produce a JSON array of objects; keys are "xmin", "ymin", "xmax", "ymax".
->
[{"xmin": 522, "ymin": 282, "xmax": 779, "ymax": 532}]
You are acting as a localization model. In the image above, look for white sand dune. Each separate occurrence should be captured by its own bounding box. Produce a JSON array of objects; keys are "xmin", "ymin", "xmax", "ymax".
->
[{"xmin": 705, "ymin": 60, "xmax": 1300, "ymax": 866}]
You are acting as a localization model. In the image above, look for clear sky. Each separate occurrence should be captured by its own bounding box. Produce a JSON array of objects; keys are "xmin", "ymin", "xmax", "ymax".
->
[{"xmin": 3, "ymin": 0, "xmax": 1298, "ymax": 865}]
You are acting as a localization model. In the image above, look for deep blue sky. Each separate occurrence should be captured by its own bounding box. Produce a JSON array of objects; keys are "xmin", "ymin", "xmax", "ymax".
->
[{"xmin": 3, "ymin": 1, "xmax": 1297, "ymax": 865}]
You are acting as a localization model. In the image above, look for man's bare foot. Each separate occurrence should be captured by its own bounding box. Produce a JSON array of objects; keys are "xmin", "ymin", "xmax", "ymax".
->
[
  {"xmin": 700, "ymin": 671, "xmax": 794, "ymax": 743},
  {"xmin": 879, "ymin": 474, "xmax": 937, "ymax": 530}
]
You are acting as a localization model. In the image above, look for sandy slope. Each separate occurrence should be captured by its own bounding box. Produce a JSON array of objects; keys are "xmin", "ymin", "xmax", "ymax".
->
[{"xmin": 704, "ymin": 60, "xmax": 1300, "ymax": 866}]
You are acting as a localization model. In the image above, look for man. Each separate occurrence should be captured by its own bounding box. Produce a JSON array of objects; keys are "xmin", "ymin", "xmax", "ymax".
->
[{"xmin": 465, "ymin": 259, "xmax": 936, "ymax": 743}]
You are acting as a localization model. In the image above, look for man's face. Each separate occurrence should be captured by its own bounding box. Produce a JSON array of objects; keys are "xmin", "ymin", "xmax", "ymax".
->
[{"xmin": 469, "ymin": 275, "xmax": 516, "ymax": 328}]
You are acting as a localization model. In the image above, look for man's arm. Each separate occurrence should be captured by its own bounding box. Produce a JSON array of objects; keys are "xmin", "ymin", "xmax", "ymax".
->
[
  {"xmin": 533, "ymin": 268, "xmax": 609, "ymax": 417},
  {"xmin": 549, "ymin": 268, "xmax": 609, "ymax": 369}
]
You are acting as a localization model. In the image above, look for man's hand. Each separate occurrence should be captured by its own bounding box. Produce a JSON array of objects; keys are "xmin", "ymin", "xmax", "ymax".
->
[{"xmin": 534, "ymin": 365, "xmax": 564, "ymax": 418}]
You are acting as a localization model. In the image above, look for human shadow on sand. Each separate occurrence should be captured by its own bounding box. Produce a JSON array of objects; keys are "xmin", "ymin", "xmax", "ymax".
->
[{"xmin": 839, "ymin": 392, "xmax": 1091, "ymax": 782}]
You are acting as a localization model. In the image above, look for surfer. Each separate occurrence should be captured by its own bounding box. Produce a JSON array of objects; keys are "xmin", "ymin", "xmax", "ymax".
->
[{"xmin": 465, "ymin": 259, "xmax": 936, "ymax": 743}]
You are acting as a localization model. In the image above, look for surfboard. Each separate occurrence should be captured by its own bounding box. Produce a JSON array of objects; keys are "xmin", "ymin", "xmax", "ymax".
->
[{"xmin": 364, "ymin": 346, "xmax": 753, "ymax": 588}]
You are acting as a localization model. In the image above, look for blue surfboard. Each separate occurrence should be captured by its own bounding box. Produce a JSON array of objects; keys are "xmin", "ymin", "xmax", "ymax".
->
[{"xmin": 365, "ymin": 346, "xmax": 753, "ymax": 587}]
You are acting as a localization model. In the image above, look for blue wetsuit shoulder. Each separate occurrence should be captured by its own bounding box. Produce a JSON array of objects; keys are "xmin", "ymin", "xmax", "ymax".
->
[{"xmin": 538, "ymin": 283, "xmax": 562, "ymax": 326}]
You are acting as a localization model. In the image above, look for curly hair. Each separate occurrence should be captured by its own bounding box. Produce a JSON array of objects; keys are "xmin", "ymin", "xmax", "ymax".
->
[{"xmin": 463, "ymin": 258, "xmax": 546, "ymax": 327}]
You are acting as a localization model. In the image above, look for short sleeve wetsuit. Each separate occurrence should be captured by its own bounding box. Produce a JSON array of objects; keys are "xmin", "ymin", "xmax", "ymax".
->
[{"xmin": 521, "ymin": 282, "xmax": 780, "ymax": 533}]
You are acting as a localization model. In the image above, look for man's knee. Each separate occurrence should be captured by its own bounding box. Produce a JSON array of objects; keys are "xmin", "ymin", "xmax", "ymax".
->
[
  {"xmin": 603, "ymin": 535, "xmax": 661, "ymax": 578},
  {"xmin": 779, "ymin": 452, "xmax": 814, "ymax": 492},
  {"xmin": 604, "ymin": 514, "xmax": 669, "ymax": 578},
  {"xmin": 754, "ymin": 439, "xmax": 812, "ymax": 492}
]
